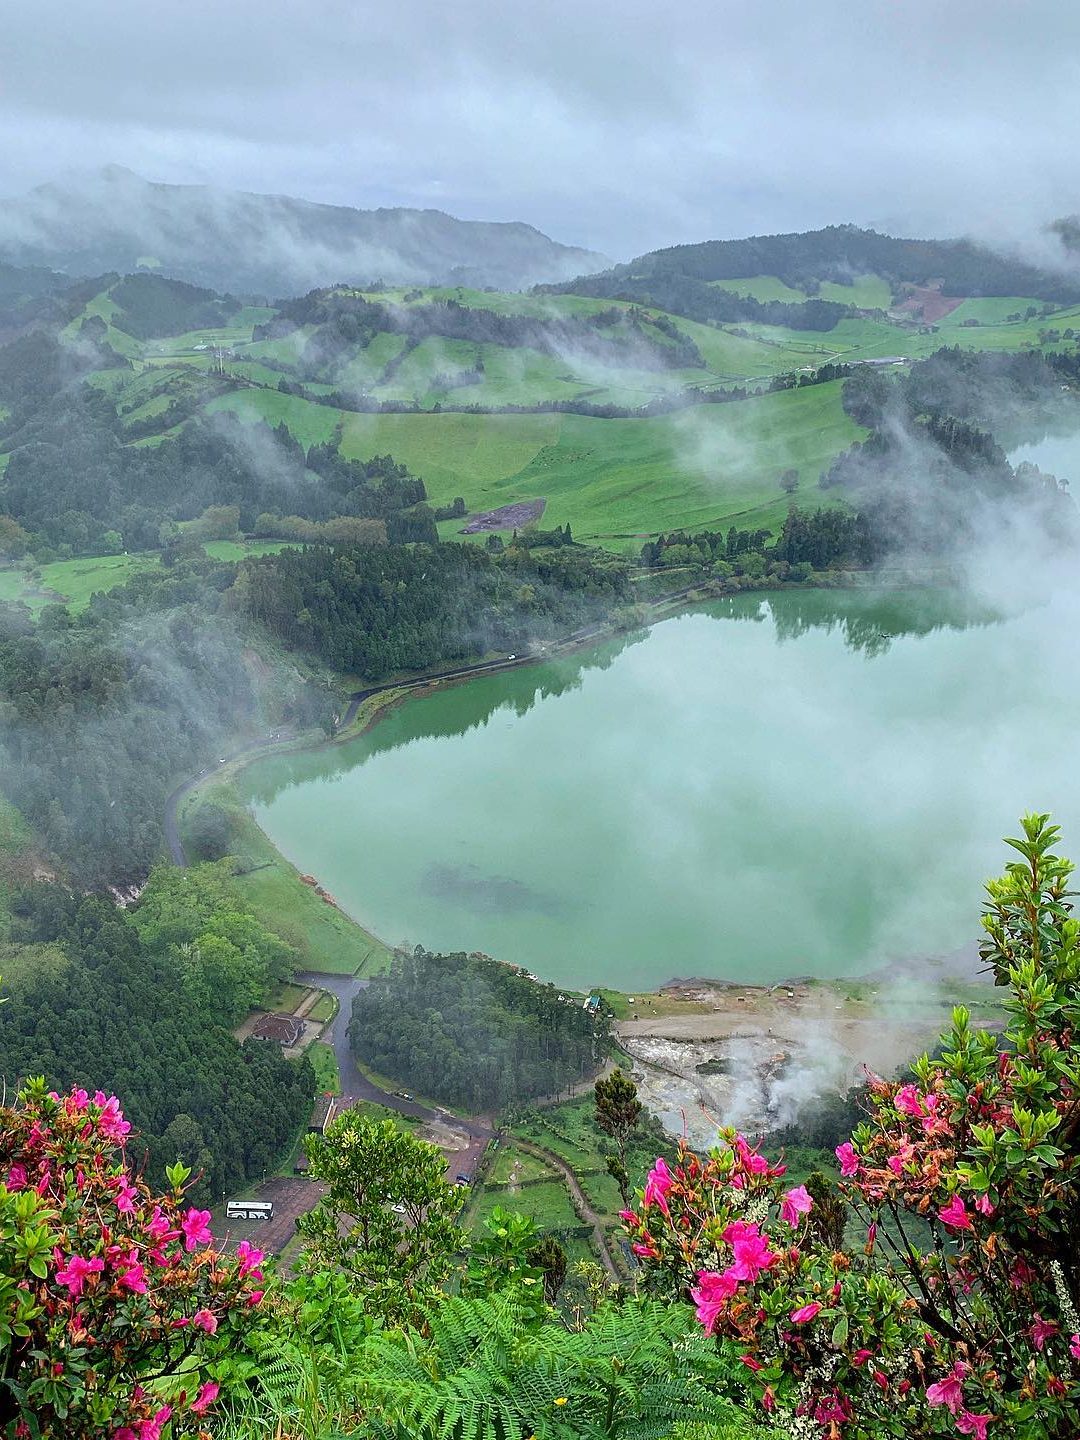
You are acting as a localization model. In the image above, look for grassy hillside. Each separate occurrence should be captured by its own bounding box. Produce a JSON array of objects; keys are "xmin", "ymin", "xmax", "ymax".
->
[
  {"xmin": 12, "ymin": 266, "xmax": 1077, "ymax": 558},
  {"xmin": 203, "ymin": 380, "xmax": 862, "ymax": 544}
]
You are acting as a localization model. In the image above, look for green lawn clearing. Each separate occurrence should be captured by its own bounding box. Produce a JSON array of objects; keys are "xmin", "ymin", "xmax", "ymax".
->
[
  {"xmin": 181, "ymin": 786, "xmax": 393, "ymax": 977},
  {"xmin": 309, "ymin": 1041, "xmax": 341, "ymax": 1096}
]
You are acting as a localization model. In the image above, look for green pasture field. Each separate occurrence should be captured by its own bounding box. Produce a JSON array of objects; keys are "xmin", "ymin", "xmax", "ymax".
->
[
  {"xmin": 513, "ymin": 1099, "xmax": 607, "ymax": 1175},
  {"xmin": 353, "ymin": 285, "xmax": 624, "ymax": 319},
  {"xmin": 709, "ymin": 275, "xmax": 807, "ymax": 303},
  {"xmin": 488, "ymin": 1143, "xmax": 557, "ymax": 1186},
  {"xmin": 937, "ymin": 296, "xmax": 1049, "ymax": 327},
  {"xmin": 59, "ymin": 289, "xmax": 142, "ymax": 358},
  {"xmin": 181, "ymin": 784, "xmax": 393, "ymax": 977},
  {"xmin": 205, "ymin": 388, "xmax": 343, "ymax": 448},
  {"xmin": 709, "ymin": 273, "xmax": 893, "ymax": 310},
  {"xmin": 334, "ymin": 332, "xmax": 409, "ymax": 390},
  {"xmin": 119, "ymin": 391, "xmax": 176, "ymax": 428},
  {"xmin": 210, "ymin": 380, "xmax": 861, "ymax": 545},
  {"xmin": 818, "ymin": 275, "xmax": 894, "ymax": 309},
  {"xmin": 308, "ymin": 1040, "xmax": 341, "ymax": 1095},
  {"xmin": 201, "ymin": 539, "xmax": 295, "ymax": 561},
  {"xmin": 470, "ymin": 1179, "xmax": 582, "ymax": 1235},
  {"xmin": 0, "ymin": 569, "xmax": 27, "ymax": 605},
  {"xmin": 0, "ymin": 553, "xmax": 161, "ymax": 614}
]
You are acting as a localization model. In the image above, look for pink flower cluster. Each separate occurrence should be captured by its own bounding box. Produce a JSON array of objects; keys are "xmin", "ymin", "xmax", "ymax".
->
[{"xmin": 2, "ymin": 1083, "xmax": 265, "ymax": 1437}]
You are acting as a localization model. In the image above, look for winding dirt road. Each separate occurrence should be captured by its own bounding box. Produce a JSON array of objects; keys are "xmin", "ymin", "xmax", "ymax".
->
[{"xmin": 513, "ymin": 1137, "xmax": 622, "ymax": 1281}]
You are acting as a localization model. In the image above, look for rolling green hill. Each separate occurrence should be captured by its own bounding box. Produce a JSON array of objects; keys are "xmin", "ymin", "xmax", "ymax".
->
[{"xmin": 5, "ymin": 259, "xmax": 1079, "ymax": 557}]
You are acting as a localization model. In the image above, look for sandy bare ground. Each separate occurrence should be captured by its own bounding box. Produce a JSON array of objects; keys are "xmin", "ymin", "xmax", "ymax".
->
[{"xmin": 615, "ymin": 961, "xmax": 1000, "ymax": 1148}]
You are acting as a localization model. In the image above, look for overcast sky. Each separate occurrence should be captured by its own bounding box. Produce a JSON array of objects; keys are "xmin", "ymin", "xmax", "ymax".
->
[{"xmin": 1, "ymin": 0, "xmax": 1077, "ymax": 260}]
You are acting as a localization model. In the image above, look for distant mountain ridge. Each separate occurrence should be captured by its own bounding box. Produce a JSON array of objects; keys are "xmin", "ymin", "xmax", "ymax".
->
[
  {"xmin": 542, "ymin": 223, "xmax": 1080, "ymax": 326},
  {"xmin": 0, "ymin": 167, "xmax": 609, "ymax": 296}
]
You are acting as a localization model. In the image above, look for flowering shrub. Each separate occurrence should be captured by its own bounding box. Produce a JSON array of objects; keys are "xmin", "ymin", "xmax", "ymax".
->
[
  {"xmin": 623, "ymin": 816, "xmax": 1080, "ymax": 1438},
  {"xmin": 0, "ymin": 1078, "xmax": 264, "ymax": 1438}
]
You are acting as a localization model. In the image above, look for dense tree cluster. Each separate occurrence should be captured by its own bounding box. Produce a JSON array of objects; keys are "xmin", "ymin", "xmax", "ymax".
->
[
  {"xmin": 0, "ymin": 885, "xmax": 312, "ymax": 1199},
  {"xmin": 0, "ymin": 584, "xmax": 329, "ymax": 883},
  {"xmin": 264, "ymin": 288, "xmax": 705, "ymax": 377},
  {"xmin": 0, "ymin": 390, "xmax": 434, "ymax": 556},
  {"xmin": 641, "ymin": 508, "xmax": 875, "ymax": 575},
  {"xmin": 237, "ymin": 539, "xmax": 629, "ymax": 679},
  {"xmin": 108, "ymin": 272, "xmax": 241, "ymax": 338},
  {"xmin": 826, "ymin": 353, "xmax": 1078, "ymax": 554},
  {"xmin": 844, "ymin": 344, "xmax": 1080, "ymax": 434},
  {"xmin": 542, "ymin": 269, "xmax": 851, "ymax": 331},
  {"xmin": 350, "ymin": 947, "xmax": 610, "ymax": 1109}
]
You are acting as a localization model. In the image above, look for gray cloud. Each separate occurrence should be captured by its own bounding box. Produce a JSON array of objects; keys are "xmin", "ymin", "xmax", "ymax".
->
[{"xmin": 0, "ymin": 0, "xmax": 1077, "ymax": 258}]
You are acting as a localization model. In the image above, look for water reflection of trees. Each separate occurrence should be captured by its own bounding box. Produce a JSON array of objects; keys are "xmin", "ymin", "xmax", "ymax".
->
[
  {"xmin": 244, "ymin": 587, "xmax": 1005, "ymax": 807},
  {"xmin": 243, "ymin": 628, "xmax": 649, "ymax": 804},
  {"xmin": 756, "ymin": 588, "xmax": 1002, "ymax": 657}
]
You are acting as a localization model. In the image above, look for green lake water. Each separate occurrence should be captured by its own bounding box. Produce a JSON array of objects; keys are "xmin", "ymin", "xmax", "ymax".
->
[{"xmin": 241, "ymin": 584, "xmax": 1080, "ymax": 990}]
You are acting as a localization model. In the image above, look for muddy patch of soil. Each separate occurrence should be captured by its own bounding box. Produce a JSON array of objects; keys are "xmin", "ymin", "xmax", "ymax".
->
[
  {"xmin": 460, "ymin": 498, "xmax": 546, "ymax": 533},
  {"xmin": 895, "ymin": 286, "xmax": 963, "ymax": 323}
]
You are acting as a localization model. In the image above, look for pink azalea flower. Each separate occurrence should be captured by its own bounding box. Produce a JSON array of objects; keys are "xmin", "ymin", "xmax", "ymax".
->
[
  {"xmin": 761, "ymin": 1387, "xmax": 776, "ymax": 1413},
  {"xmin": 938, "ymin": 1195, "xmax": 972, "ymax": 1231},
  {"xmin": 852, "ymin": 1348, "xmax": 874, "ymax": 1366},
  {"xmin": 956, "ymin": 1412, "xmax": 992, "ymax": 1440},
  {"xmin": 235, "ymin": 1239, "xmax": 264, "ymax": 1280},
  {"xmin": 191, "ymin": 1381, "xmax": 220, "ymax": 1416},
  {"xmin": 68, "ymin": 1088, "xmax": 89, "ymax": 1111},
  {"xmin": 192, "ymin": 1308, "xmax": 218, "ymax": 1334},
  {"xmin": 146, "ymin": 1204, "xmax": 178, "ymax": 1245},
  {"xmin": 1030, "ymin": 1314, "xmax": 1059, "ymax": 1351},
  {"xmin": 734, "ymin": 1135, "xmax": 770, "ymax": 1175},
  {"xmin": 182, "ymin": 1207, "xmax": 213, "ymax": 1251},
  {"xmin": 55, "ymin": 1253, "xmax": 104, "ymax": 1299},
  {"xmin": 96, "ymin": 1095, "xmax": 131, "ymax": 1142},
  {"xmin": 118, "ymin": 1259, "xmax": 147, "ymax": 1294},
  {"xmin": 974, "ymin": 1193, "xmax": 995, "ymax": 1217},
  {"xmin": 691, "ymin": 1269, "xmax": 739, "ymax": 1334},
  {"xmin": 643, "ymin": 1157, "xmax": 673, "ymax": 1215},
  {"xmin": 894, "ymin": 1084, "xmax": 925, "ymax": 1118},
  {"xmin": 780, "ymin": 1185, "xmax": 813, "ymax": 1226},
  {"xmin": 113, "ymin": 1175, "xmax": 138, "ymax": 1216},
  {"xmin": 888, "ymin": 1141, "xmax": 914, "ymax": 1176},
  {"xmin": 5, "ymin": 1164, "xmax": 26, "ymax": 1191},
  {"xmin": 814, "ymin": 1394, "xmax": 851, "ymax": 1424},
  {"xmin": 137, "ymin": 1407, "xmax": 172, "ymax": 1440},
  {"xmin": 114, "ymin": 1430, "xmax": 138, "ymax": 1440},
  {"xmin": 1070, "ymin": 1333, "xmax": 1080, "ymax": 1361},
  {"xmin": 1009, "ymin": 1258, "xmax": 1036, "ymax": 1289},
  {"xmin": 926, "ymin": 1361, "xmax": 968, "ymax": 1415},
  {"xmin": 789, "ymin": 1302, "xmax": 821, "ymax": 1323},
  {"xmin": 739, "ymin": 1353, "xmax": 763, "ymax": 1371},
  {"xmin": 247, "ymin": 1289, "xmax": 264, "ymax": 1305},
  {"xmin": 835, "ymin": 1142, "xmax": 859, "ymax": 1177},
  {"xmin": 725, "ymin": 1225, "xmax": 776, "ymax": 1282}
]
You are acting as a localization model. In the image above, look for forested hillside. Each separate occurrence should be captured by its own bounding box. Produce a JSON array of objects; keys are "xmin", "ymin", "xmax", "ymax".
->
[
  {"xmin": 238, "ymin": 537, "xmax": 629, "ymax": 678},
  {"xmin": 549, "ymin": 223, "xmax": 1080, "ymax": 322},
  {"xmin": 350, "ymin": 947, "xmax": 610, "ymax": 1108},
  {"xmin": 0, "ymin": 877, "xmax": 311, "ymax": 1200}
]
